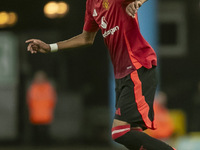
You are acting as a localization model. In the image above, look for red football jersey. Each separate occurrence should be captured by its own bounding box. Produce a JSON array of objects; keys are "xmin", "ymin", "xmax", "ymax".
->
[{"xmin": 83, "ymin": 0, "xmax": 157, "ymax": 79}]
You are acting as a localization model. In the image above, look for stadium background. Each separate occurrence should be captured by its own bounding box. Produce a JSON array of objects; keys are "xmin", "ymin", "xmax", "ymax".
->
[{"xmin": 0, "ymin": 0, "xmax": 200, "ymax": 149}]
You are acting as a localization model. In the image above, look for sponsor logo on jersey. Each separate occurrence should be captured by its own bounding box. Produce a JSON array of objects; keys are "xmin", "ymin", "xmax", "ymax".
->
[
  {"xmin": 93, "ymin": 9, "xmax": 97, "ymax": 17},
  {"xmin": 101, "ymin": 16, "xmax": 119, "ymax": 38},
  {"xmin": 101, "ymin": 16, "xmax": 108, "ymax": 29},
  {"xmin": 103, "ymin": 26, "xmax": 119, "ymax": 38},
  {"xmin": 102, "ymin": 0, "xmax": 109, "ymax": 10}
]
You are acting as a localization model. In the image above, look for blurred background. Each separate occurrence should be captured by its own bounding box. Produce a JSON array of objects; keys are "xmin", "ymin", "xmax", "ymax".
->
[{"xmin": 0, "ymin": 0, "xmax": 200, "ymax": 149}]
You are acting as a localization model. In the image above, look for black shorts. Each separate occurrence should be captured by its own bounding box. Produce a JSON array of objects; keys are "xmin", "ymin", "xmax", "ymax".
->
[{"xmin": 114, "ymin": 66, "xmax": 157, "ymax": 130}]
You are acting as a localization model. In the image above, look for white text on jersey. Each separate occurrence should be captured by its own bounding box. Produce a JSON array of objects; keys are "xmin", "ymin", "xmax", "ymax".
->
[{"xmin": 103, "ymin": 26, "xmax": 119, "ymax": 38}]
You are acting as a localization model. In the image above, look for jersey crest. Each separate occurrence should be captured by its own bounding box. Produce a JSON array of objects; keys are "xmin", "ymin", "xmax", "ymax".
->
[{"xmin": 102, "ymin": 0, "xmax": 109, "ymax": 10}]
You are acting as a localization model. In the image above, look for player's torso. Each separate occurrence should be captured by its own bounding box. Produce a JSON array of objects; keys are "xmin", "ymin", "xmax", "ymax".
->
[
  {"xmin": 90, "ymin": 0, "xmax": 125, "ymax": 38},
  {"xmin": 88, "ymin": 0, "xmax": 136, "ymax": 78}
]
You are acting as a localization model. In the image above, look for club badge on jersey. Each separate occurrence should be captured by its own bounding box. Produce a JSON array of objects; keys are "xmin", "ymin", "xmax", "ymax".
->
[{"xmin": 102, "ymin": 0, "xmax": 109, "ymax": 10}]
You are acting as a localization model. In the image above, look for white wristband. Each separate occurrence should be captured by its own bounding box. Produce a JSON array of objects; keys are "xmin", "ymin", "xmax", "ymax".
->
[{"xmin": 50, "ymin": 43, "xmax": 58, "ymax": 52}]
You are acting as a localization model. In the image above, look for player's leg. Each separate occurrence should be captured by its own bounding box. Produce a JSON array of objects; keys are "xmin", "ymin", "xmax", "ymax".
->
[
  {"xmin": 112, "ymin": 119, "xmax": 175, "ymax": 150},
  {"xmin": 112, "ymin": 67, "xmax": 176, "ymax": 150}
]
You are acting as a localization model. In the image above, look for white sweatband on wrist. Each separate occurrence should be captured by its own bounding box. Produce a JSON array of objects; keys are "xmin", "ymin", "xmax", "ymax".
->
[{"xmin": 50, "ymin": 43, "xmax": 58, "ymax": 52}]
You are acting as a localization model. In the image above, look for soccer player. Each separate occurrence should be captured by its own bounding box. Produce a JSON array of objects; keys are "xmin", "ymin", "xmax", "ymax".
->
[{"xmin": 26, "ymin": 0, "xmax": 176, "ymax": 149}]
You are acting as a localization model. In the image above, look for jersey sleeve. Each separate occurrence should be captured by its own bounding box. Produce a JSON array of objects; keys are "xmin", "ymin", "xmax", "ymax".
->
[{"xmin": 83, "ymin": 0, "xmax": 99, "ymax": 32}]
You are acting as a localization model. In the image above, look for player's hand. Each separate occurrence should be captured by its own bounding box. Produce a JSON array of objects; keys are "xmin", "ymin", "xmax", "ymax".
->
[
  {"xmin": 25, "ymin": 39, "xmax": 51, "ymax": 54},
  {"xmin": 126, "ymin": 0, "xmax": 142, "ymax": 18}
]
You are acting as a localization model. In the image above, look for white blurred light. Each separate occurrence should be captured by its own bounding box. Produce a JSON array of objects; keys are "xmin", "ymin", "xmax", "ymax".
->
[{"xmin": 44, "ymin": 1, "xmax": 69, "ymax": 19}]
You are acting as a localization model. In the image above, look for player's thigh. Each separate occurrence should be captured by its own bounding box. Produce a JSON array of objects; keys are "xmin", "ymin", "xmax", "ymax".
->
[
  {"xmin": 114, "ymin": 66, "xmax": 157, "ymax": 129},
  {"xmin": 114, "ymin": 73, "xmax": 142, "ymax": 126},
  {"xmin": 112, "ymin": 119, "xmax": 129, "ymax": 128}
]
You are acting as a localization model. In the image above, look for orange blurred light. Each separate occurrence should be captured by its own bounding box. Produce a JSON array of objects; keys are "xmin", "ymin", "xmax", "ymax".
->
[
  {"xmin": 57, "ymin": 1, "xmax": 69, "ymax": 17},
  {"xmin": 44, "ymin": 1, "xmax": 59, "ymax": 18},
  {"xmin": 0, "ymin": 12, "xmax": 9, "ymax": 27},
  {"xmin": 7, "ymin": 12, "xmax": 18, "ymax": 26},
  {"xmin": 0, "ymin": 11, "xmax": 18, "ymax": 28},
  {"xmin": 44, "ymin": 1, "xmax": 69, "ymax": 19}
]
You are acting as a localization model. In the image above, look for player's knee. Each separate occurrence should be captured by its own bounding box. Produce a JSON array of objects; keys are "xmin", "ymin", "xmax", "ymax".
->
[{"xmin": 111, "ymin": 124, "xmax": 131, "ymax": 143}]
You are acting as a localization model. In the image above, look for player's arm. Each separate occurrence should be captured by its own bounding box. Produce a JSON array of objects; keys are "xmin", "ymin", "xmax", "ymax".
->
[
  {"xmin": 125, "ymin": 0, "xmax": 148, "ymax": 18},
  {"xmin": 26, "ymin": 30, "xmax": 97, "ymax": 54},
  {"xmin": 140, "ymin": 0, "xmax": 148, "ymax": 4}
]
